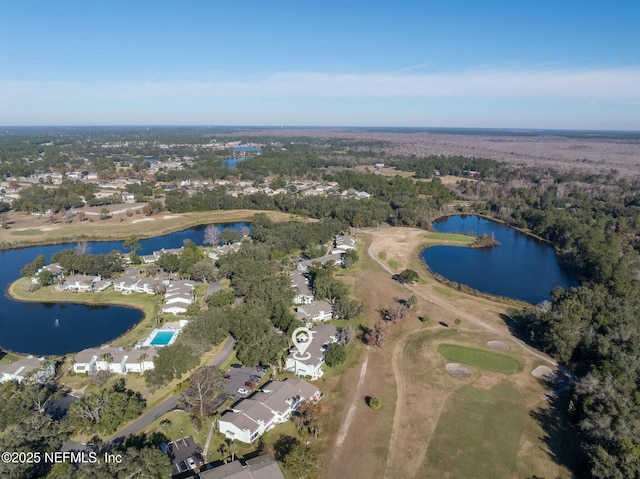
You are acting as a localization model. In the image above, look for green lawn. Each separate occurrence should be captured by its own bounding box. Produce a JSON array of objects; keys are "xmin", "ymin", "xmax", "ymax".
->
[
  {"xmin": 10, "ymin": 229, "xmax": 41, "ymax": 236},
  {"xmin": 438, "ymin": 344, "xmax": 523, "ymax": 374},
  {"xmin": 433, "ymin": 285, "xmax": 454, "ymax": 297},
  {"xmin": 424, "ymin": 231, "xmax": 475, "ymax": 244},
  {"xmin": 0, "ymin": 351, "xmax": 22, "ymax": 365},
  {"xmin": 421, "ymin": 381, "xmax": 525, "ymax": 478}
]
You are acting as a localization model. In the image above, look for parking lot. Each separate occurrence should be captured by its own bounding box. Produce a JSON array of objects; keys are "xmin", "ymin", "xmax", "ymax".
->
[
  {"xmin": 169, "ymin": 435, "xmax": 200, "ymax": 477},
  {"xmin": 223, "ymin": 365, "xmax": 268, "ymax": 399}
]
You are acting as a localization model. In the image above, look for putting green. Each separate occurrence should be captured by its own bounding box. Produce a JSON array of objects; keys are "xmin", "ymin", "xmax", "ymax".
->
[{"xmin": 438, "ymin": 344, "xmax": 523, "ymax": 374}]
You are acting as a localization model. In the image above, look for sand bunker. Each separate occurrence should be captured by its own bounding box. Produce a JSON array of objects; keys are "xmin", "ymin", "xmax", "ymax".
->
[
  {"xmin": 163, "ymin": 215, "xmax": 179, "ymax": 219},
  {"xmin": 446, "ymin": 363, "xmax": 472, "ymax": 379},
  {"xmin": 487, "ymin": 340, "xmax": 511, "ymax": 351},
  {"xmin": 531, "ymin": 365, "xmax": 556, "ymax": 382},
  {"xmin": 132, "ymin": 218, "xmax": 155, "ymax": 224}
]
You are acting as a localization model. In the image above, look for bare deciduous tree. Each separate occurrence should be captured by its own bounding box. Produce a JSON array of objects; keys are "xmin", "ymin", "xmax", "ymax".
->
[{"xmin": 204, "ymin": 225, "xmax": 221, "ymax": 246}]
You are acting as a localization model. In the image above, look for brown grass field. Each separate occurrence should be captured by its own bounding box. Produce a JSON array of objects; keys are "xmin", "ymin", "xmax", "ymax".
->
[
  {"xmin": 0, "ymin": 209, "xmax": 302, "ymax": 248},
  {"xmin": 321, "ymin": 227, "xmax": 576, "ymax": 479}
]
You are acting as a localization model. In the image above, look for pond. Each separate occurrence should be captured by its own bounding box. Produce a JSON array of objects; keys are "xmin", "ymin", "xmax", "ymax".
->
[
  {"xmin": 0, "ymin": 222, "xmax": 249, "ymax": 355},
  {"xmin": 223, "ymin": 157, "xmax": 249, "ymax": 169},
  {"xmin": 420, "ymin": 215, "xmax": 576, "ymax": 303}
]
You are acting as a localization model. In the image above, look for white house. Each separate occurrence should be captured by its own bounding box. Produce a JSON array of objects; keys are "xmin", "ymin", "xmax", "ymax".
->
[
  {"xmin": 134, "ymin": 278, "xmax": 167, "ymax": 295},
  {"xmin": 0, "ymin": 356, "xmax": 55, "ymax": 384},
  {"xmin": 285, "ymin": 324, "xmax": 338, "ymax": 380},
  {"xmin": 63, "ymin": 274, "xmax": 102, "ymax": 292},
  {"xmin": 290, "ymin": 271, "xmax": 314, "ymax": 305},
  {"xmin": 72, "ymin": 346, "xmax": 157, "ymax": 375},
  {"xmin": 295, "ymin": 300, "xmax": 333, "ymax": 322},
  {"xmin": 162, "ymin": 280, "xmax": 194, "ymax": 315},
  {"xmin": 32, "ymin": 263, "xmax": 64, "ymax": 285},
  {"xmin": 113, "ymin": 275, "xmax": 139, "ymax": 293},
  {"xmin": 218, "ymin": 379, "xmax": 321, "ymax": 443},
  {"xmin": 334, "ymin": 235, "xmax": 356, "ymax": 251}
]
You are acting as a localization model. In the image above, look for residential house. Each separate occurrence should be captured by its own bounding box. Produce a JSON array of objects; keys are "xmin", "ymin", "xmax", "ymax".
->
[
  {"xmin": 198, "ymin": 454, "xmax": 285, "ymax": 479},
  {"xmin": 218, "ymin": 379, "xmax": 321, "ymax": 443},
  {"xmin": 0, "ymin": 356, "xmax": 55, "ymax": 384},
  {"xmin": 62, "ymin": 274, "xmax": 103, "ymax": 292},
  {"xmin": 334, "ymin": 235, "xmax": 356, "ymax": 251},
  {"xmin": 285, "ymin": 324, "xmax": 338, "ymax": 380},
  {"xmin": 297, "ymin": 252, "xmax": 344, "ymax": 271},
  {"xmin": 207, "ymin": 242, "xmax": 241, "ymax": 261},
  {"xmin": 295, "ymin": 300, "xmax": 333, "ymax": 322},
  {"xmin": 113, "ymin": 275, "xmax": 139, "ymax": 293},
  {"xmin": 72, "ymin": 346, "xmax": 157, "ymax": 374},
  {"xmin": 134, "ymin": 277, "xmax": 167, "ymax": 295},
  {"xmin": 290, "ymin": 271, "xmax": 314, "ymax": 305},
  {"xmin": 32, "ymin": 263, "xmax": 64, "ymax": 285},
  {"xmin": 162, "ymin": 279, "xmax": 195, "ymax": 315}
]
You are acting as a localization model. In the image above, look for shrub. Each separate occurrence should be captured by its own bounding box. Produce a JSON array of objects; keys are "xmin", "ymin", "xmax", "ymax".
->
[{"xmin": 367, "ymin": 396, "xmax": 382, "ymax": 410}]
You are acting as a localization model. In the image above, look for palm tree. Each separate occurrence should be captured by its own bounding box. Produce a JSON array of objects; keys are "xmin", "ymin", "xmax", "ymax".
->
[{"xmin": 138, "ymin": 353, "xmax": 148, "ymax": 373}]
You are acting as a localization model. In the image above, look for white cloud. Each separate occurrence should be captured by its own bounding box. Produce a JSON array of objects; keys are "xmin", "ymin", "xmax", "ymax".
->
[{"xmin": 1, "ymin": 67, "xmax": 640, "ymax": 103}]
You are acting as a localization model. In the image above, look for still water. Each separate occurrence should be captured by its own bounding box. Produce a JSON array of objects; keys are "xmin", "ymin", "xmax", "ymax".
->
[
  {"xmin": 420, "ymin": 215, "xmax": 576, "ymax": 303},
  {"xmin": 0, "ymin": 222, "xmax": 248, "ymax": 355}
]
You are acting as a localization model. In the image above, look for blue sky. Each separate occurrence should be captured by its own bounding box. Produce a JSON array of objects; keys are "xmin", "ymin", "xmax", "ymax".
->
[{"xmin": 1, "ymin": 1, "xmax": 639, "ymax": 129}]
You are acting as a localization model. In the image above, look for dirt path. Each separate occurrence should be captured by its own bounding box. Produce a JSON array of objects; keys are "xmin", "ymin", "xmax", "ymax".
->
[
  {"xmin": 333, "ymin": 351, "xmax": 369, "ymax": 453},
  {"xmin": 364, "ymin": 230, "xmax": 557, "ymax": 368}
]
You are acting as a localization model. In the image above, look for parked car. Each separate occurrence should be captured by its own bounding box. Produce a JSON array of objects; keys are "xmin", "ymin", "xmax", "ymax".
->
[
  {"xmin": 224, "ymin": 374, "xmax": 231, "ymax": 380},
  {"xmin": 249, "ymin": 374, "xmax": 261, "ymax": 382},
  {"xmin": 193, "ymin": 452, "xmax": 205, "ymax": 468},
  {"xmin": 186, "ymin": 456, "xmax": 197, "ymax": 470},
  {"xmin": 231, "ymin": 363, "xmax": 242, "ymax": 369},
  {"xmin": 257, "ymin": 366, "xmax": 268, "ymax": 373},
  {"xmin": 237, "ymin": 387, "xmax": 249, "ymax": 395},
  {"xmin": 245, "ymin": 381, "xmax": 257, "ymax": 389},
  {"xmin": 178, "ymin": 461, "xmax": 188, "ymax": 473}
]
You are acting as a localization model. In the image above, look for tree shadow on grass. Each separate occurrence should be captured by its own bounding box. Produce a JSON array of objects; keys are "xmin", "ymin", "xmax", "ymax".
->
[{"xmin": 530, "ymin": 392, "xmax": 581, "ymax": 477}]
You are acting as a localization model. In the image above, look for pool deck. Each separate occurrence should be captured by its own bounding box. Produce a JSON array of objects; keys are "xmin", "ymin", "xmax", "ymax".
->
[{"xmin": 139, "ymin": 328, "xmax": 180, "ymax": 348}]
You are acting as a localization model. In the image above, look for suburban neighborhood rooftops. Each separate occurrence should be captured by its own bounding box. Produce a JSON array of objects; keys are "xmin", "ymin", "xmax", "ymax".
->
[{"xmin": 198, "ymin": 453, "xmax": 285, "ymax": 479}]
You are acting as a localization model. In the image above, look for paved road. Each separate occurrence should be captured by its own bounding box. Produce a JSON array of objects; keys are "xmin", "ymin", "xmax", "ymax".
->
[{"xmin": 108, "ymin": 336, "xmax": 236, "ymax": 443}]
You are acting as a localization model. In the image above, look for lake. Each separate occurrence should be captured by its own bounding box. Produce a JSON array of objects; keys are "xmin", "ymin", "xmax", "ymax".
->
[
  {"xmin": 0, "ymin": 222, "xmax": 248, "ymax": 355},
  {"xmin": 420, "ymin": 215, "xmax": 576, "ymax": 303},
  {"xmin": 223, "ymin": 157, "xmax": 249, "ymax": 169}
]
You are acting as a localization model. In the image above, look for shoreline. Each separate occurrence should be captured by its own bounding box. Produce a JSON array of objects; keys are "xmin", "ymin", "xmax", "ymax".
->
[
  {"xmin": 416, "ymin": 242, "xmax": 529, "ymax": 307},
  {"xmin": 431, "ymin": 211, "xmax": 553, "ymax": 245},
  {"xmin": 6, "ymin": 277, "xmax": 159, "ymax": 356},
  {"xmin": 0, "ymin": 209, "xmax": 295, "ymax": 358},
  {"xmin": 0, "ymin": 209, "xmax": 300, "ymax": 250}
]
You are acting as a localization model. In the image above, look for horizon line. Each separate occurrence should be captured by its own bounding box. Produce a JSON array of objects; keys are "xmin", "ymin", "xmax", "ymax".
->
[{"xmin": 2, "ymin": 125, "xmax": 640, "ymax": 133}]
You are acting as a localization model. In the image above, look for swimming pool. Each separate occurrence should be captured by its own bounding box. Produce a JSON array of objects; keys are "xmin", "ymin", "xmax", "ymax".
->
[{"xmin": 150, "ymin": 331, "xmax": 176, "ymax": 346}]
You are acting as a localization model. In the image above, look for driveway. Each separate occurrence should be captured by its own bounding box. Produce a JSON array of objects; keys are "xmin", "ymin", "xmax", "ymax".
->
[{"xmin": 107, "ymin": 336, "xmax": 236, "ymax": 443}]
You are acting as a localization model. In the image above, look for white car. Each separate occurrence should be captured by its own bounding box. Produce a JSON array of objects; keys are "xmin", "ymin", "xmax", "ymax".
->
[
  {"xmin": 186, "ymin": 456, "xmax": 196, "ymax": 470},
  {"xmin": 237, "ymin": 387, "xmax": 250, "ymax": 396}
]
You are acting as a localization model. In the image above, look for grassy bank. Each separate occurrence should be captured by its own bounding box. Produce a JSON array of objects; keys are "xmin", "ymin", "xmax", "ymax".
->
[
  {"xmin": 0, "ymin": 209, "xmax": 301, "ymax": 249},
  {"xmin": 8, "ymin": 277, "xmax": 160, "ymax": 349}
]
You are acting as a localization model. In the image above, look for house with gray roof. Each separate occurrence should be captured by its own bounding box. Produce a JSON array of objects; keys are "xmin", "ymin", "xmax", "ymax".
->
[
  {"xmin": 72, "ymin": 346, "xmax": 157, "ymax": 374},
  {"xmin": 295, "ymin": 300, "xmax": 333, "ymax": 322},
  {"xmin": 218, "ymin": 378, "xmax": 321, "ymax": 444},
  {"xmin": 285, "ymin": 324, "xmax": 338, "ymax": 380},
  {"xmin": 290, "ymin": 270, "xmax": 314, "ymax": 304},
  {"xmin": 198, "ymin": 454, "xmax": 285, "ymax": 479},
  {"xmin": 0, "ymin": 356, "xmax": 55, "ymax": 384}
]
